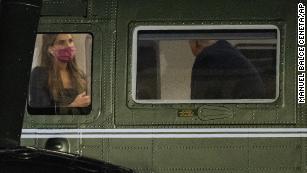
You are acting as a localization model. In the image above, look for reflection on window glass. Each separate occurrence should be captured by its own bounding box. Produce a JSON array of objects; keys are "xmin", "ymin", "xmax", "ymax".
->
[
  {"xmin": 134, "ymin": 26, "xmax": 278, "ymax": 103},
  {"xmin": 28, "ymin": 33, "xmax": 92, "ymax": 114}
]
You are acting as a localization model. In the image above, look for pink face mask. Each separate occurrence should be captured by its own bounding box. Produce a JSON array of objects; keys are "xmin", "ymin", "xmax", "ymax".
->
[{"xmin": 51, "ymin": 46, "xmax": 76, "ymax": 63}]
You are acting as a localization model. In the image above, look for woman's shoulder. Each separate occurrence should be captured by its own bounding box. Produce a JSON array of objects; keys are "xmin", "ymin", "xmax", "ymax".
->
[
  {"xmin": 31, "ymin": 66, "xmax": 49, "ymax": 80},
  {"xmin": 31, "ymin": 66, "xmax": 48, "ymax": 74}
]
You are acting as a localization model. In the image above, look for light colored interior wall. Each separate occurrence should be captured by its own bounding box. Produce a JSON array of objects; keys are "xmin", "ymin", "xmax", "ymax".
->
[{"xmin": 159, "ymin": 40, "xmax": 196, "ymax": 100}]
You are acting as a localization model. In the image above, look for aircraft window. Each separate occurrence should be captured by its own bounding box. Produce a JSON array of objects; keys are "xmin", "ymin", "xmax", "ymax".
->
[
  {"xmin": 132, "ymin": 25, "xmax": 279, "ymax": 103},
  {"xmin": 28, "ymin": 33, "xmax": 92, "ymax": 114}
]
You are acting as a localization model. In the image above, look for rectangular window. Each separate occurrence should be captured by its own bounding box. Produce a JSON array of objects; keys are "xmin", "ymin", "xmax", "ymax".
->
[
  {"xmin": 132, "ymin": 25, "xmax": 279, "ymax": 103},
  {"xmin": 28, "ymin": 33, "xmax": 92, "ymax": 114}
]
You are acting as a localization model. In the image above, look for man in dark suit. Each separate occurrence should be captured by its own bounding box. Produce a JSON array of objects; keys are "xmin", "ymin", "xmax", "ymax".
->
[{"xmin": 189, "ymin": 39, "xmax": 265, "ymax": 99}]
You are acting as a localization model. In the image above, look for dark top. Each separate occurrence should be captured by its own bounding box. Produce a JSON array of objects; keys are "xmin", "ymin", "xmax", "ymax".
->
[
  {"xmin": 191, "ymin": 40, "xmax": 265, "ymax": 99},
  {"xmin": 29, "ymin": 66, "xmax": 79, "ymax": 108}
]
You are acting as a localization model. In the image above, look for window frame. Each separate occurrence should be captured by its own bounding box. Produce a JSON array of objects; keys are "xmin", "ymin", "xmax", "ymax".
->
[
  {"xmin": 23, "ymin": 22, "xmax": 105, "ymax": 127},
  {"xmin": 131, "ymin": 25, "xmax": 280, "ymax": 104},
  {"xmin": 27, "ymin": 32, "xmax": 93, "ymax": 115}
]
